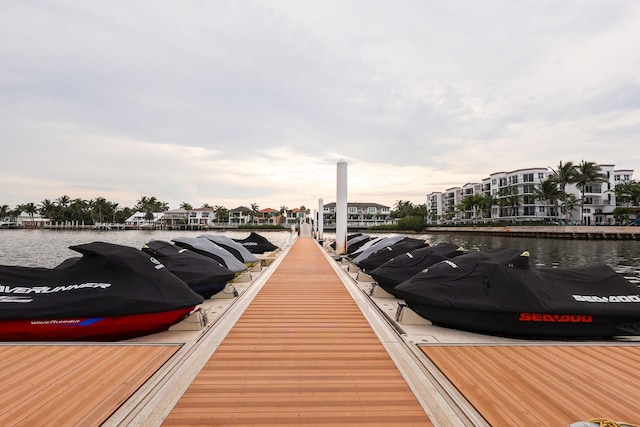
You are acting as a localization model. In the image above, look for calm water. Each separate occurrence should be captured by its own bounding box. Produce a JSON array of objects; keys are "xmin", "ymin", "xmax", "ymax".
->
[
  {"xmin": 1, "ymin": 229, "xmax": 639, "ymax": 284},
  {"xmin": 0, "ymin": 229, "xmax": 296, "ymax": 268}
]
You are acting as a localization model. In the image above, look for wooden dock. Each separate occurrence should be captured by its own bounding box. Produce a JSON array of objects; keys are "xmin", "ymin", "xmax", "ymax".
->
[{"xmin": 2, "ymin": 234, "xmax": 640, "ymax": 426}]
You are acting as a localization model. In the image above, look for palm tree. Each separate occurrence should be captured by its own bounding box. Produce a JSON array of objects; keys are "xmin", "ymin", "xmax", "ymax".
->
[
  {"xmin": 179, "ymin": 202, "xmax": 193, "ymax": 210},
  {"xmin": 68, "ymin": 198, "xmax": 88, "ymax": 223},
  {"xmin": 533, "ymin": 178, "xmax": 560, "ymax": 222},
  {"xmin": 562, "ymin": 194, "xmax": 579, "ymax": 223},
  {"xmin": 21, "ymin": 202, "xmax": 38, "ymax": 227},
  {"xmin": 56, "ymin": 195, "xmax": 71, "ymax": 208},
  {"xmin": 0, "ymin": 204, "xmax": 9, "ymax": 222},
  {"xmin": 279, "ymin": 205, "xmax": 288, "ymax": 225},
  {"xmin": 549, "ymin": 161, "xmax": 578, "ymax": 222},
  {"xmin": 614, "ymin": 180, "xmax": 640, "ymax": 207},
  {"xmin": 250, "ymin": 203, "xmax": 260, "ymax": 224},
  {"xmin": 574, "ymin": 160, "xmax": 607, "ymax": 225},
  {"xmin": 39, "ymin": 199, "xmax": 61, "ymax": 222},
  {"xmin": 477, "ymin": 194, "xmax": 496, "ymax": 221}
]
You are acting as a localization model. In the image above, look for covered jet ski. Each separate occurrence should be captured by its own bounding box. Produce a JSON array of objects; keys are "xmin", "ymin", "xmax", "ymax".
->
[
  {"xmin": 0, "ymin": 242, "xmax": 204, "ymax": 341},
  {"xmin": 142, "ymin": 240, "xmax": 235, "ymax": 298},
  {"xmin": 351, "ymin": 235, "xmax": 406, "ymax": 265},
  {"xmin": 172, "ymin": 237, "xmax": 248, "ymax": 274},
  {"xmin": 233, "ymin": 232, "xmax": 279, "ymax": 254},
  {"xmin": 346, "ymin": 234, "xmax": 372, "ymax": 254},
  {"xmin": 330, "ymin": 233, "xmax": 363, "ymax": 250},
  {"xmin": 394, "ymin": 247, "xmax": 640, "ymax": 338},
  {"xmin": 198, "ymin": 234, "xmax": 260, "ymax": 265},
  {"xmin": 369, "ymin": 243, "xmax": 466, "ymax": 295},
  {"xmin": 356, "ymin": 238, "xmax": 428, "ymax": 272}
]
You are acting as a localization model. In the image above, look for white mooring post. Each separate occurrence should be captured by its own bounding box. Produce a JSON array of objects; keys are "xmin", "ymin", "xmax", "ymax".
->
[
  {"xmin": 317, "ymin": 198, "xmax": 324, "ymax": 242},
  {"xmin": 336, "ymin": 159, "xmax": 348, "ymax": 255}
]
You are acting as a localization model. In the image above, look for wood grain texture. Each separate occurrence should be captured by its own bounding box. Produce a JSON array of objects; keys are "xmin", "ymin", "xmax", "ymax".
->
[
  {"xmin": 422, "ymin": 345, "xmax": 640, "ymax": 425},
  {"xmin": 0, "ymin": 344, "xmax": 179, "ymax": 426},
  {"xmin": 164, "ymin": 237, "xmax": 433, "ymax": 426}
]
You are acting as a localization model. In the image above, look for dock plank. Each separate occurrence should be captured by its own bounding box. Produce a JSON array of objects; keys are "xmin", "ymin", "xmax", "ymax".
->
[{"xmin": 163, "ymin": 237, "xmax": 433, "ymax": 426}]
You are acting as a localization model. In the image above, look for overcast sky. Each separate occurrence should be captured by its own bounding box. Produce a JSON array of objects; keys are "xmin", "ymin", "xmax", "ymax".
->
[{"xmin": 2, "ymin": 1, "xmax": 639, "ymax": 212}]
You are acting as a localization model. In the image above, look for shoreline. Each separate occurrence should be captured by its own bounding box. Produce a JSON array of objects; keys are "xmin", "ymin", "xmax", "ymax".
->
[{"xmin": 423, "ymin": 225, "xmax": 640, "ymax": 240}]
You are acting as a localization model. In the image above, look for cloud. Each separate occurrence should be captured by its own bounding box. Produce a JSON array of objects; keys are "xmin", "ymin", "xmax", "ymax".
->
[{"xmin": 1, "ymin": 0, "xmax": 639, "ymax": 212}]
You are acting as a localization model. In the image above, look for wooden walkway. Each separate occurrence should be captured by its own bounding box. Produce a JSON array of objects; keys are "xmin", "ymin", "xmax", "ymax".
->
[
  {"xmin": 163, "ymin": 237, "xmax": 433, "ymax": 426},
  {"xmin": 0, "ymin": 344, "xmax": 180, "ymax": 426}
]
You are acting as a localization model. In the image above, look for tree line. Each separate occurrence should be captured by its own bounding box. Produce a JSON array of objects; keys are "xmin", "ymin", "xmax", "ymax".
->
[{"xmin": 1, "ymin": 195, "xmax": 308, "ymax": 226}]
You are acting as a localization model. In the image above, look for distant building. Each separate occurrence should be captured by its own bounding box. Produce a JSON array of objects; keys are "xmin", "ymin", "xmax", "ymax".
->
[
  {"xmin": 426, "ymin": 165, "xmax": 635, "ymax": 225},
  {"xmin": 258, "ymin": 208, "xmax": 280, "ymax": 225},
  {"xmin": 124, "ymin": 211, "xmax": 164, "ymax": 228},
  {"xmin": 322, "ymin": 202, "xmax": 395, "ymax": 228},
  {"xmin": 228, "ymin": 206, "xmax": 253, "ymax": 225}
]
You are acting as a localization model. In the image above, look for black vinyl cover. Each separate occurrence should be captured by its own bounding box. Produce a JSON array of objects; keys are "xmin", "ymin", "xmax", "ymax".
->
[
  {"xmin": 330, "ymin": 233, "xmax": 363, "ymax": 250},
  {"xmin": 356, "ymin": 238, "xmax": 428, "ymax": 272},
  {"xmin": 142, "ymin": 240, "xmax": 235, "ymax": 298},
  {"xmin": 394, "ymin": 247, "xmax": 640, "ymax": 336},
  {"xmin": 172, "ymin": 237, "xmax": 247, "ymax": 273},
  {"xmin": 0, "ymin": 242, "xmax": 204, "ymax": 320},
  {"xmin": 369, "ymin": 243, "xmax": 466, "ymax": 294},
  {"xmin": 346, "ymin": 235, "xmax": 372, "ymax": 254},
  {"xmin": 233, "ymin": 232, "xmax": 279, "ymax": 253}
]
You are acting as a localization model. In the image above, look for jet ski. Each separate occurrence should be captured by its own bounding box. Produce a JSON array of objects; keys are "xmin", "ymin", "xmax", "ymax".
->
[
  {"xmin": 0, "ymin": 242, "xmax": 203, "ymax": 341},
  {"xmin": 395, "ymin": 248, "xmax": 640, "ymax": 338}
]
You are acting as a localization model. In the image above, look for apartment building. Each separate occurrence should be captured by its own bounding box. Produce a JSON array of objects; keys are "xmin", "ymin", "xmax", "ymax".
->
[{"xmin": 427, "ymin": 165, "xmax": 634, "ymax": 225}]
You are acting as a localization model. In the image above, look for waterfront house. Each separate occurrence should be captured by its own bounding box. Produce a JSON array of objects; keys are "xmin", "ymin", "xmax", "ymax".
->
[
  {"xmin": 124, "ymin": 211, "xmax": 164, "ymax": 229},
  {"xmin": 257, "ymin": 208, "xmax": 280, "ymax": 225},
  {"xmin": 228, "ymin": 206, "xmax": 253, "ymax": 226},
  {"xmin": 322, "ymin": 202, "xmax": 396, "ymax": 229}
]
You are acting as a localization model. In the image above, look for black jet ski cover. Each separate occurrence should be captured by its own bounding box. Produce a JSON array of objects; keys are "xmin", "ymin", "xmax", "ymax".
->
[
  {"xmin": 172, "ymin": 237, "xmax": 248, "ymax": 273},
  {"xmin": 346, "ymin": 235, "xmax": 371, "ymax": 254},
  {"xmin": 394, "ymin": 247, "xmax": 640, "ymax": 337},
  {"xmin": 142, "ymin": 240, "xmax": 235, "ymax": 298},
  {"xmin": 369, "ymin": 243, "xmax": 466, "ymax": 295},
  {"xmin": 233, "ymin": 232, "xmax": 279, "ymax": 253},
  {"xmin": 330, "ymin": 233, "xmax": 363, "ymax": 250},
  {"xmin": 351, "ymin": 235, "xmax": 406, "ymax": 264},
  {"xmin": 357, "ymin": 238, "xmax": 428, "ymax": 272},
  {"xmin": 0, "ymin": 241, "xmax": 204, "ymax": 320},
  {"xmin": 198, "ymin": 234, "xmax": 259, "ymax": 264}
]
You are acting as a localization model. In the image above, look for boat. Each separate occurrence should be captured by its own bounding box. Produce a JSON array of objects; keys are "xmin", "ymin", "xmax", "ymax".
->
[
  {"xmin": 0, "ymin": 241, "xmax": 204, "ymax": 341},
  {"xmin": 330, "ymin": 234, "xmax": 371, "ymax": 253},
  {"xmin": 356, "ymin": 238, "xmax": 428, "ymax": 272},
  {"xmin": 346, "ymin": 234, "xmax": 372, "ymax": 254},
  {"xmin": 232, "ymin": 232, "xmax": 279, "ymax": 254},
  {"xmin": 350, "ymin": 235, "xmax": 407, "ymax": 264},
  {"xmin": 172, "ymin": 237, "xmax": 248, "ymax": 274},
  {"xmin": 369, "ymin": 243, "xmax": 466, "ymax": 296},
  {"xmin": 394, "ymin": 247, "xmax": 640, "ymax": 338},
  {"xmin": 198, "ymin": 234, "xmax": 260, "ymax": 265},
  {"xmin": 142, "ymin": 240, "xmax": 235, "ymax": 298}
]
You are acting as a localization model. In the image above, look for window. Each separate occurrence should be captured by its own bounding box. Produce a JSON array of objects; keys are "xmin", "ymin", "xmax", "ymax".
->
[
  {"xmin": 348, "ymin": 207, "xmax": 357, "ymax": 213},
  {"xmin": 368, "ymin": 207, "xmax": 377, "ymax": 213},
  {"xmin": 523, "ymin": 206, "xmax": 535, "ymax": 216},
  {"xmin": 522, "ymin": 184, "xmax": 534, "ymax": 194},
  {"xmin": 523, "ymin": 173, "xmax": 534, "ymax": 182}
]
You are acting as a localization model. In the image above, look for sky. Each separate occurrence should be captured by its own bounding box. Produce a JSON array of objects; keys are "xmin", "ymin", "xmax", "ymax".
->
[{"xmin": 2, "ymin": 1, "xmax": 640, "ymax": 213}]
